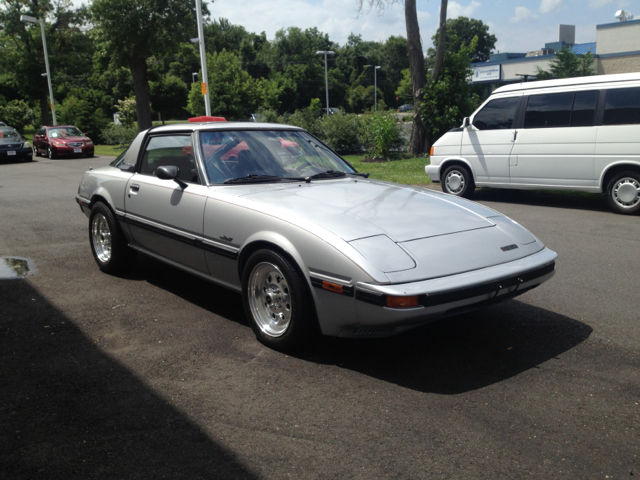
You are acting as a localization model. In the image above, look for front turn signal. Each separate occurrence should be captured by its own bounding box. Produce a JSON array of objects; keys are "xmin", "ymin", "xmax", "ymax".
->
[
  {"xmin": 429, "ymin": 146, "xmax": 434, "ymax": 156},
  {"xmin": 386, "ymin": 295, "xmax": 419, "ymax": 309}
]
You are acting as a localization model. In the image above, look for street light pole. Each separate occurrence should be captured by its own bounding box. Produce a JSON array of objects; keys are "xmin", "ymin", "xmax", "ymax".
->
[
  {"xmin": 193, "ymin": 0, "xmax": 211, "ymax": 116},
  {"xmin": 316, "ymin": 50, "xmax": 335, "ymax": 114},
  {"xmin": 20, "ymin": 15, "xmax": 56, "ymax": 125},
  {"xmin": 364, "ymin": 65, "xmax": 382, "ymax": 111}
]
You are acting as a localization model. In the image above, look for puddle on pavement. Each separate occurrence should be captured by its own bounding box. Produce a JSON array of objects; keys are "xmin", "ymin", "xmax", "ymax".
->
[{"xmin": 0, "ymin": 257, "xmax": 36, "ymax": 279}]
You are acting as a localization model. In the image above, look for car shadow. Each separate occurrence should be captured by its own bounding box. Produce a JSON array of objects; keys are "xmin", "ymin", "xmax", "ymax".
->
[
  {"xmin": 0, "ymin": 279, "xmax": 257, "ymax": 479},
  {"xmin": 121, "ymin": 254, "xmax": 247, "ymax": 327},
  {"xmin": 471, "ymin": 187, "xmax": 610, "ymax": 213},
  {"xmin": 292, "ymin": 299, "xmax": 592, "ymax": 395},
  {"xmin": 120, "ymin": 255, "xmax": 592, "ymax": 396}
]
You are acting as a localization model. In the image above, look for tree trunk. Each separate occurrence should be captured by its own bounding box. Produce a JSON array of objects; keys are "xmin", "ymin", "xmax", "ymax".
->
[
  {"xmin": 39, "ymin": 93, "xmax": 49, "ymax": 126},
  {"xmin": 405, "ymin": 0, "xmax": 428, "ymax": 155},
  {"xmin": 129, "ymin": 58, "xmax": 153, "ymax": 132},
  {"xmin": 431, "ymin": 0, "xmax": 448, "ymax": 83}
]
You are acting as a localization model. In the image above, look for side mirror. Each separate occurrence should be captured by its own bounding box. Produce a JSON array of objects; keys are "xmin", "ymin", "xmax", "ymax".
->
[
  {"xmin": 156, "ymin": 165, "xmax": 187, "ymax": 188},
  {"xmin": 462, "ymin": 117, "xmax": 470, "ymax": 128}
]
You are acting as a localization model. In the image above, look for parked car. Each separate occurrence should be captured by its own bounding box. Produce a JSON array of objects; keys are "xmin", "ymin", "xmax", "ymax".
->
[
  {"xmin": 247, "ymin": 113, "xmax": 262, "ymax": 122},
  {"xmin": 0, "ymin": 127, "xmax": 32, "ymax": 162},
  {"xmin": 322, "ymin": 108, "xmax": 341, "ymax": 115},
  {"xmin": 426, "ymin": 72, "xmax": 640, "ymax": 215},
  {"xmin": 0, "ymin": 122, "xmax": 7, "ymax": 126},
  {"xmin": 76, "ymin": 121, "xmax": 557, "ymax": 350},
  {"xmin": 398, "ymin": 104, "xmax": 413, "ymax": 112},
  {"xmin": 33, "ymin": 125, "xmax": 94, "ymax": 159}
]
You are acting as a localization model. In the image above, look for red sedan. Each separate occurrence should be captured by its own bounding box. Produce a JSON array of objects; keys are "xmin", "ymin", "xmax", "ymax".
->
[{"xmin": 33, "ymin": 125, "xmax": 94, "ymax": 159}]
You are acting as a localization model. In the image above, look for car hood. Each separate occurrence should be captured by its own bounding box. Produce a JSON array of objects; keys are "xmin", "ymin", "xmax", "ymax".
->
[
  {"xmin": 231, "ymin": 179, "xmax": 544, "ymax": 280},
  {"xmin": 235, "ymin": 178, "xmax": 495, "ymax": 242},
  {"xmin": 52, "ymin": 136, "xmax": 88, "ymax": 143}
]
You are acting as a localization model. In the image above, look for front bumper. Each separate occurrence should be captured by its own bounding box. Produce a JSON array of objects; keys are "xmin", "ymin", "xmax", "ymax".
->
[
  {"xmin": 51, "ymin": 144, "xmax": 94, "ymax": 156},
  {"xmin": 0, "ymin": 147, "xmax": 32, "ymax": 161},
  {"xmin": 425, "ymin": 165, "xmax": 440, "ymax": 183},
  {"xmin": 337, "ymin": 248, "xmax": 557, "ymax": 337}
]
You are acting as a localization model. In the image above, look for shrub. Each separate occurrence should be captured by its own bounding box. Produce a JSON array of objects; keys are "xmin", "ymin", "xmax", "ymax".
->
[
  {"xmin": 0, "ymin": 100, "xmax": 35, "ymax": 133},
  {"xmin": 57, "ymin": 96, "xmax": 109, "ymax": 142},
  {"xmin": 359, "ymin": 111, "xmax": 405, "ymax": 159},
  {"xmin": 319, "ymin": 113, "xmax": 362, "ymax": 153},
  {"xmin": 115, "ymin": 97, "xmax": 137, "ymax": 126},
  {"xmin": 100, "ymin": 123, "xmax": 138, "ymax": 145},
  {"xmin": 286, "ymin": 108, "xmax": 322, "ymax": 138}
]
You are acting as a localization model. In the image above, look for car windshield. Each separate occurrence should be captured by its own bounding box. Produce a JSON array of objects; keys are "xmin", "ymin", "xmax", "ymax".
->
[
  {"xmin": 0, "ymin": 128, "xmax": 20, "ymax": 139},
  {"xmin": 199, "ymin": 130, "xmax": 357, "ymax": 184},
  {"xmin": 50, "ymin": 127, "xmax": 83, "ymax": 137}
]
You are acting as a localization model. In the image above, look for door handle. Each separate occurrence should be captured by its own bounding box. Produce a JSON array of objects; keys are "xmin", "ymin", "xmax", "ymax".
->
[
  {"xmin": 128, "ymin": 184, "xmax": 140, "ymax": 196},
  {"xmin": 512, "ymin": 131, "xmax": 518, "ymax": 142}
]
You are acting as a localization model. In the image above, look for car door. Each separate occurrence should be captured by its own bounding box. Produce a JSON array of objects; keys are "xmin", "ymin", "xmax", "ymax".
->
[
  {"xmin": 510, "ymin": 90, "xmax": 598, "ymax": 187},
  {"xmin": 34, "ymin": 128, "xmax": 45, "ymax": 154},
  {"xmin": 124, "ymin": 133, "xmax": 209, "ymax": 273},
  {"xmin": 461, "ymin": 95, "xmax": 521, "ymax": 185}
]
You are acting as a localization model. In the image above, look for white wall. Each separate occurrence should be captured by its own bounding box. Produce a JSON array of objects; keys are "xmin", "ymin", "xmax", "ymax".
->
[{"xmin": 596, "ymin": 21, "xmax": 640, "ymax": 55}]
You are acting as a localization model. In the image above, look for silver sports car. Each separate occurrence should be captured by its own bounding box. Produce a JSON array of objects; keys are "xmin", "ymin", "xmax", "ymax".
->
[{"xmin": 76, "ymin": 121, "xmax": 557, "ymax": 350}]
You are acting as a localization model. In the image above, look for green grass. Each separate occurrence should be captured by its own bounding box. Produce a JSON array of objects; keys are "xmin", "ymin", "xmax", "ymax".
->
[{"xmin": 343, "ymin": 155, "xmax": 431, "ymax": 185}]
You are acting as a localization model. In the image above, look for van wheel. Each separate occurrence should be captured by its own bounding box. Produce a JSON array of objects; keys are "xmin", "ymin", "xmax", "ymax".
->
[
  {"xmin": 606, "ymin": 171, "xmax": 640, "ymax": 215},
  {"xmin": 442, "ymin": 165, "xmax": 475, "ymax": 199}
]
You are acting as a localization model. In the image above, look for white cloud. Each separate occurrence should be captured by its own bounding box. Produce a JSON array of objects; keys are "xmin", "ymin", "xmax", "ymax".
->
[
  {"xmin": 447, "ymin": 1, "xmax": 481, "ymax": 19},
  {"xmin": 539, "ymin": 0, "xmax": 562, "ymax": 13},
  {"xmin": 510, "ymin": 6, "xmax": 538, "ymax": 23},
  {"xmin": 208, "ymin": 0, "xmax": 422, "ymax": 46}
]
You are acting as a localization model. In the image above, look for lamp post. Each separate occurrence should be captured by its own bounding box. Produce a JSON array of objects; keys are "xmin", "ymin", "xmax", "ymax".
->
[
  {"xmin": 192, "ymin": 72, "xmax": 198, "ymax": 84},
  {"xmin": 191, "ymin": 0, "xmax": 211, "ymax": 116},
  {"xmin": 364, "ymin": 65, "xmax": 382, "ymax": 111},
  {"xmin": 316, "ymin": 50, "xmax": 335, "ymax": 114},
  {"xmin": 20, "ymin": 14, "xmax": 56, "ymax": 125}
]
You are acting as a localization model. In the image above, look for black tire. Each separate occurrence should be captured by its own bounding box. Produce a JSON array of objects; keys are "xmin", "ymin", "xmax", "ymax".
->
[
  {"xmin": 606, "ymin": 171, "xmax": 640, "ymax": 215},
  {"xmin": 441, "ymin": 164, "xmax": 475, "ymax": 199},
  {"xmin": 47, "ymin": 147, "xmax": 55, "ymax": 159},
  {"xmin": 242, "ymin": 249, "xmax": 316, "ymax": 350},
  {"xmin": 86, "ymin": 153, "xmax": 94, "ymax": 158},
  {"xmin": 34, "ymin": 147, "xmax": 40, "ymax": 157},
  {"xmin": 89, "ymin": 202, "xmax": 137, "ymax": 274}
]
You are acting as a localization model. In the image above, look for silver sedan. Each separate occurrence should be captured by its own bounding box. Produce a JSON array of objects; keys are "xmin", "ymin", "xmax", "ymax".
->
[{"xmin": 76, "ymin": 122, "xmax": 557, "ymax": 350}]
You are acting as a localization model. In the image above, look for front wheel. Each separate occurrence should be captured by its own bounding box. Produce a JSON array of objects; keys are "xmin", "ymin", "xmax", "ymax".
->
[
  {"xmin": 89, "ymin": 202, "xmax": 137, "ymax": 273},
  {"xmin": 441, "ymin": 164, "xmax": 475, "ymax": 199},
  {"xmin": 242, "ymin": 249, "xmax": 316, "ymax": 350},
  {"xmin": 606, "ymin": 171, "xmax": 640, "ymax": 215},
  {"xmin": 47, "ymin": 147, "xmax": 55, "ymax": 159}
]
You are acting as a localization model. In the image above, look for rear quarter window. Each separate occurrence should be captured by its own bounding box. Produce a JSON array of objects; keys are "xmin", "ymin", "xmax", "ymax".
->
[{"xmin": 603, "ymin": 87, "xmax": 640, "ymax": 125}]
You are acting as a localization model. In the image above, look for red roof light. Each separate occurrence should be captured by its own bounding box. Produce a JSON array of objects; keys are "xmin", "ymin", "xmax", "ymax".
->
[{"xmin": 188, "ymin": 116, "xmax": 226, "ymax": 123}]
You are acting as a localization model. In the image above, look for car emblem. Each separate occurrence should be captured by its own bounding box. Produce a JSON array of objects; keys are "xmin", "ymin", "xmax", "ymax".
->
[{"xmin": 501, "ymin": 244, "xmax": 518, "ymax": 252}]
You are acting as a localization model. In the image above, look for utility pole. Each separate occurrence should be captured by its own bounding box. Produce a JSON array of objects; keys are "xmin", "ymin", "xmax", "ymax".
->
[
  {"xmin": 193, "ymin": 0, "xmax": 211, "ymax": 116},
  {"xmin": 316, "ymin": 50, "xmax": 335, "ymax": 114}
]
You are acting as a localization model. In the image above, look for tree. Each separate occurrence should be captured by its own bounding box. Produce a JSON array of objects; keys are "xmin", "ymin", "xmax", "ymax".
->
[
  {"xmin": 91, "ymin": 0, "xmax": 200, "ymax": 131},
  {"xmin": 421, "ymin": 37, "xmax": 479, "ymax": 145},
  {"xmin": 430, "ymin": 17, "xmax": 496, "ymax": 63},
  {"xmin": 150, "ymin": 75, "xmax": 189, "ymax": 122},
  {"xmin": 536, "ymin": 46, "xmax": 595, "ymax": 79},
  {"xmin": 357, "ymin": 0, "xmax": 448, "ymax": 154}
]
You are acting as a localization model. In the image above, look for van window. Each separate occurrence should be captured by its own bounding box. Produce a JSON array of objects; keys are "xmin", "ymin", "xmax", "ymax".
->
[
  {"xmin": 570, "ymin": 91, "xmax": 598, "ymax": 127},
  {"xmin": 524, "ymin": 92, "xmax": 574, "ymax": 128},
  {"xmin": 472, "ymin": 97, "xmax": 519, "ymax": 130},
  {"xmin": 603, "ymin": 87, "xmax": 640, "ymax": 125}
]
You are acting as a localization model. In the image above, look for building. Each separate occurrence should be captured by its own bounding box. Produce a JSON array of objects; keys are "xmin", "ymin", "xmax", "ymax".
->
[{"xmin": 471, "ymin": 14, "xmax": 640, "ymax": 94}]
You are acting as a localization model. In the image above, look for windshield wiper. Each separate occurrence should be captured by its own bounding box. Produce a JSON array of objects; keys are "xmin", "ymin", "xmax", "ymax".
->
[
  {"xmin": 348, "ymin": 172, "xmax": 370, "ymax": 178},
  {"xmin": 306, "ymin": 170, "xmax": 348, "ymax": 180},
  {"xmin": 223, "ymin": 174, "xmax": 283, "ymax": 184}
]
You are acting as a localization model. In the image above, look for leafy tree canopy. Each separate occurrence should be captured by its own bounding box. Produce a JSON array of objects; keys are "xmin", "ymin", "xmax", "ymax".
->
[
  {"xmin": 430, "ymin": 16, "xmax": 496, "ymax": 63},
  {"xmin": 535, "ymin": 46, "xmax": 595, "ymax": 79}
]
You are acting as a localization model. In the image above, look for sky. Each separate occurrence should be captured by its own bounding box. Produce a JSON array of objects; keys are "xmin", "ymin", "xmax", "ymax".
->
[{"xmin": 204, "ymin": 0, "xmax": 636, "ymax": 54}]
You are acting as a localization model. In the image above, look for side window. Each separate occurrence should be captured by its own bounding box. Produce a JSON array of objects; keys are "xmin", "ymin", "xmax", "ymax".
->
[
  {"xmin": 139, "ymin": 135, "xmax": 199, "ymax": 184},
  {"xmin": 472, "ymin": 97, "xmax": 519, "ymax": 130},
  {"xmin": 603, "ymin": 87, "xmax": 640, "ymax": 125},
  {"xmin": 524, "ymin": 92, "xmax": 574, "ymax": 128},
  {"xmin": 570, "ymin": 91, "xmax": 598, "ymax": 127}
]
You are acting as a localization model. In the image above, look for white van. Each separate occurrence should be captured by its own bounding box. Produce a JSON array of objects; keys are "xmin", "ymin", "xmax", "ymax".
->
[{"xmin": 426, "ymin": 72, "xmax": 640, "ymax": 214}]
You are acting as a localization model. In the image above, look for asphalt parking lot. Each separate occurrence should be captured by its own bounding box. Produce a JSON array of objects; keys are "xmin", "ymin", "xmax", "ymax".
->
[{"xmin": 1, "ymin": 155, "xmax": 638, "ymax": 479}]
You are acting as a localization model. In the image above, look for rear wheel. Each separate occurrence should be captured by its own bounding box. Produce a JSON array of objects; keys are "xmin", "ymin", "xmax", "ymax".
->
[
  {"xmin": 242, "ymin": 249, "xmax": 316, "ymax": 350},
  {"xmin": 606, "ymin": 171, "xmax": 640, "ymax": 215},
  {"xmin": 442, "ymin": 164, "xmax": 475, "ymax": 199},
  {"xmin": 89, "ymin": 202, "xmax": 137, "ymax": 273}
]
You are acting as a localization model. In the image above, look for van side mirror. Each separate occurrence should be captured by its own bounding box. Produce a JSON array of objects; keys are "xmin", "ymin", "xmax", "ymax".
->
[{"xmin": 462, "ymin": 117, "xmax": 470, "ymax": 128}]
